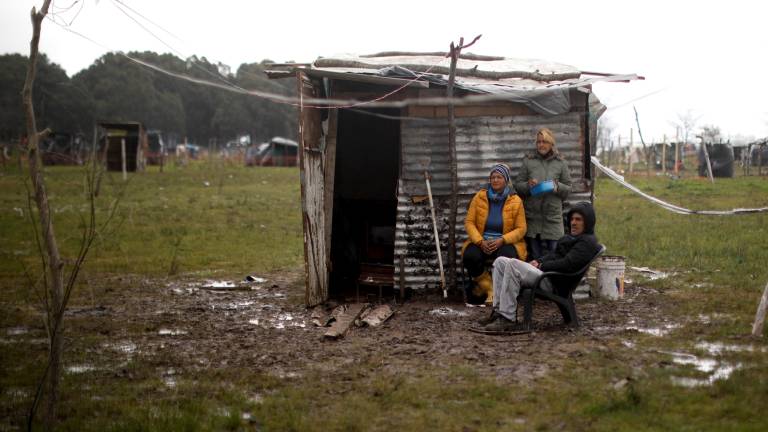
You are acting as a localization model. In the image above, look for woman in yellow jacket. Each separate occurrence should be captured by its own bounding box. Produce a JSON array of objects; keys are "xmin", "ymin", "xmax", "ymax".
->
[{"xmin": 463, "ymin": 164, "xmax": 527, "ymax": 304}]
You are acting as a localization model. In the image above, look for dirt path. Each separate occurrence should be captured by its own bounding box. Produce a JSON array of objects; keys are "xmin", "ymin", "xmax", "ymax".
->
[{"xmin": 49, "ymin": 269, "xmax": 670, "ymax": 389}]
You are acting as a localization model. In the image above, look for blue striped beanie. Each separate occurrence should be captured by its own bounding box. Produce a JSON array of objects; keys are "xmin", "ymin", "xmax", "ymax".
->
[{"xmin": 490, "ymin": 163, "xmax": 511, "ymax": 184}]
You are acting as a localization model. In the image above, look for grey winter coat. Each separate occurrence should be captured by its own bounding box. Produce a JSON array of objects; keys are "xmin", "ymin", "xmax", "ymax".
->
[{"xmin": 513, "ymin": 151, "xmax": 572, "ymax": 240}]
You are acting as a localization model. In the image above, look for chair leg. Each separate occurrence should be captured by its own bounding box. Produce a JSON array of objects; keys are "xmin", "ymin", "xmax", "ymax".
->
[
  {"xmin": 522, "ymin": 289, "xmax": 535, "ymax": 330},
  {"xmin": 556, "ymin": 298, "xmax": 580, "ymax": 328},
  {"xmin": 568, "ymin": 298, "xmax": 579, "ymax": 328}
]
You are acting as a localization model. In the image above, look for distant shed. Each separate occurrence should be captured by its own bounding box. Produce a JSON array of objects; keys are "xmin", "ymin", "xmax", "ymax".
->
[
  {"xmin": 98, "ymin": 122, "xmax": 147, "ymax": 172},
  {"xmin": 268, "ymin": 52, "xmax": 640, "ymax": 306}
]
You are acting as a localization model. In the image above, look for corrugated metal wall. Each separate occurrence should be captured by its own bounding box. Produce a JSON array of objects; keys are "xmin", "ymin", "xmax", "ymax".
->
[{"xmin": 394, "ymin": 113, "xmax": 591, "ymax": 291}]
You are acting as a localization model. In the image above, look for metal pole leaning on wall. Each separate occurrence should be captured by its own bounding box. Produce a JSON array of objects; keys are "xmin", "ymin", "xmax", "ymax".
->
[
  {"xmin": 424, "ymin": 170, "xmax": 446, "ymax": 298},
  {"xmin": 701, "ymin": 142, "xmax": 715, "ymax": 183}
]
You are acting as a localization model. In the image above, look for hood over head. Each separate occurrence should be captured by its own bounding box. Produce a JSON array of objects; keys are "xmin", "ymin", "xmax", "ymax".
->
[{"xmin": 567, "ymin": 202, "xmax": 596, "ymax": 235}]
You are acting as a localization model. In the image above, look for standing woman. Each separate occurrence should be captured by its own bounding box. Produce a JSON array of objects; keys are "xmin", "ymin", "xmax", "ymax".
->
[
  {"xmin": 462, "ymin": 163, "xmax": 527, "ymax": 303},
  {"xmin": 514, "ymin": 128, "xmax": 572, "ymax": 261}
]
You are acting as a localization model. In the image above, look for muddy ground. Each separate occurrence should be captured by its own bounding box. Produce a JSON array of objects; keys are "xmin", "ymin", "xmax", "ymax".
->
[{"xmin": 12, "ymin": 269, "xmax": 678, "ymax": 391}]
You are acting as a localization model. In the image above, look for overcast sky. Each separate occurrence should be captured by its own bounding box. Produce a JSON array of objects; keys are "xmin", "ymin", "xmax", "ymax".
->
[{"xmin": 2, "ymin": 0, "xmax": 767, "ymax": 143}]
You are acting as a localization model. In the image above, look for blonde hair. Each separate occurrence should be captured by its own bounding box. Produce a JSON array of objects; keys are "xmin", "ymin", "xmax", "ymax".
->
[{"xmin": 537, "ymin": 128, "xmax": 556, "ymax": 146}]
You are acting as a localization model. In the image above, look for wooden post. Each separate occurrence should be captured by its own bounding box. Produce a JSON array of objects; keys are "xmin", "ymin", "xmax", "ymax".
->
[
  {"xmin": 120, "ymin": 138, "xmax": 127, "ymax": 181},
  {"xmin": 617, "ymin": 135, "xmax": 622, "ymax": 172},
  {"xmin": 629, "ymin": 128, "xmax": 634, "ymax": 175},
  {"xmin": 446, "ymin": 41, "xmax": 459, "ymax": 297},
  {"xmin": 675, "ymin": 127, "xmax": 680, "ymax": 176},
  {"xmin": 444, "ymin": 34, "xmax": 480, "ymax": 296},
  {"xmin": 752, "ymin": 281, "xmax": 768, "ymax": 337},
  {"xmin": 662, "ymin": 134, "xmax": 667, "ymax": 175},
  {"xmin": 701, "ymin": 142, "xmax": 715, "ymax": 183}
]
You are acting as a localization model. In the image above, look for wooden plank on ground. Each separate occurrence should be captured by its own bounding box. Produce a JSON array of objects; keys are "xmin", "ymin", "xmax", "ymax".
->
[
  {"xmin": 361, "ymin": 304, "xmax": 394, "ymax": 327},
  {"xmin": 324, "ymin": 303, "xmax": 366, "ymax": 339}
]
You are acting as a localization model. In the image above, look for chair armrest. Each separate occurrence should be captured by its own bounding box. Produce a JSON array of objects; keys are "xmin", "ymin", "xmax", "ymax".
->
[{"xmin": 531, "ymin": 270, "xmax": 581, "ymax": 288}]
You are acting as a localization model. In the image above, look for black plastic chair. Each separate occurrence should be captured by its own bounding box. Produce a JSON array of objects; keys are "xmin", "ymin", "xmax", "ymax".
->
[{"xmin": 519, "ymin": 244, "xmax": 606, "ymax": 330}]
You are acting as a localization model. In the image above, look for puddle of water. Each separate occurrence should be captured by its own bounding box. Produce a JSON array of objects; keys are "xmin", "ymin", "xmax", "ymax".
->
[
  {"xmin": 429, "ymin": 307, "xmax": 468, "ymax": 317},
  {"xmin": 248, "ymin": 313, "xmax": 306, "ymax": 329},
  {"xmin": 158, "ymin": 328, "xmax": 188, "ymax": 336},
  {"xmin": 162, "ymin": 368, "xmax": 178, "ymax": 388},
  {"xmin": 66, "ymin": 364, "xmax": 97, "ymax": 374},
  {"xmin": 671, "ymin": 363, "xmax": 741, "ymax": 388},
  {"xmin": 274, "ymin": 371, "xmax": 301, "ymax": 379},
  {"xmin": 256, "ymin": 292, "xmax": 286, "ymax": 300},
  {"xmin": 662, "ymin": 350, "xmax": 742, "ymax": 387},
  {"xmin": 629, "ymin": 266, "xmax": 673, "ymax": 280},
  {"xmin": 103, "ymin": 341, "xmax": 138, "ymax": 355},
  {"xmin": 171, "ymin": 287, "xmax": 198, "ymax": 295},
  {"xmin": 201, "ymin": 280, "xmax": 236, "ymax": 289},
  {"xmin": 5, "ymin": 388, "xmax": 30, "ymax": 400},
  {"xmin": 697, "ymin": 313, "xmax": 731, "ymax": 324},
  {"xmin": 695, "ymin": 341, "xmax": 758, "ymax": 355},
  {"xmin": 7, "ymin": 327, "xmax": 30, "ymax": 336},
  {"xmin": 213, "ymin": 300, "xmax": 256, "ymax": 311},
  {"xmin": 626, "ymin": 323, "xmax": 680, "ymax": 336},
  {"xmin": 164, "ymin": 376, "xmax": 177, "ymax": 388}
]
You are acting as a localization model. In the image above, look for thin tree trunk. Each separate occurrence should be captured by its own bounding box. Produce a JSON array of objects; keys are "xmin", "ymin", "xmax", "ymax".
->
[
  {"xmin": 633, "ymin": 106, "xmax": 651, "ymax": 176},
  {"xmin": 21, "ymin": 1, "xmax": 61, "ymax": 428}
]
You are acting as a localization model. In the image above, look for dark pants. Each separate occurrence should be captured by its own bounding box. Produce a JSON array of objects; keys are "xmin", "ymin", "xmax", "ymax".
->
[
  {"xmin": 463, "ymin": 243, "xmax": 518, "ymax": 278},
  {"xmin": 527, "ymin": 235, "xmax": 557, "ymax": 261}
]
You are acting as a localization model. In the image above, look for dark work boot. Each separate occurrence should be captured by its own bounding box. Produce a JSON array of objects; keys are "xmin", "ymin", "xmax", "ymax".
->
[
  {"xmin": 476, "ymin": 309, "xmax": 499, "ymax": 326},
  {"xmin": 482, "ymin": 315, "xmax": 531, "ymax": 334}
]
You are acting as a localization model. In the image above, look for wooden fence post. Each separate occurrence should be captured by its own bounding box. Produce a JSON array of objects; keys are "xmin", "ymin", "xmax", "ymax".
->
[{"xmin": 752, "ymin": 281, "xmax": 768, "ymax": 337}]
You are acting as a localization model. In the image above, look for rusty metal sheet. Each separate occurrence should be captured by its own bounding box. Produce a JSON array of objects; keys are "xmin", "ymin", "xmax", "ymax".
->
[{"xmin": 393, "ymin": 112, "xmax": 592, "ymax": 292}]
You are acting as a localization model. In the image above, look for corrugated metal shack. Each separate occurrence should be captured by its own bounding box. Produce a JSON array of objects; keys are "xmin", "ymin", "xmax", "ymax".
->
[{"xmin": 268, "ymin": 52, "xmax": 640, "ymax": 306}]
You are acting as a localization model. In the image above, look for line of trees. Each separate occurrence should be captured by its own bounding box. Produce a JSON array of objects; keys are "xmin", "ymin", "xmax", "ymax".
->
[{"xmin": 0, "ymin": 51, "xmax": 297, "ymax": 146}]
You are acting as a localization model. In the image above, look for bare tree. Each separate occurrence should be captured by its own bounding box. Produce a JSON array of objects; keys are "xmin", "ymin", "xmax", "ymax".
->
[
  {"xmin": 595, "ymin": 118, "xmax": 614, "ymax": 167},
  {"xmin": 21, "ymin": 1, "xmax": 119, "ymax": 428},
  {"xmin": 699, "ymin": 124, "xmax": 723, "ymax": 143},
  {"xmin": 633, "ymin": 106, "xmax": 653, "ymax": 176},
  {"xmin": 673, "ymin": 109, "xmax": 700, "ymax": 146}
]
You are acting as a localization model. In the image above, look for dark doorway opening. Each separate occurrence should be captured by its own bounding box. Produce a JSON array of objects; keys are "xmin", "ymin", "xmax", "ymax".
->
[{"xmin": 329, "ymin": 108, "xmax": 400, "ymax": 300}]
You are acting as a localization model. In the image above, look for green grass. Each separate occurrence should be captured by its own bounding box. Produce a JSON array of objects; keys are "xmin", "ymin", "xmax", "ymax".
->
[
  {"xmin": 2, "ymin": 164, "xmax": 768, "ymax": 431},
  {"xmin": 0, "ymin": 161, "xmax": 303, "ymax": 277},
  {"xmin": 594, "ymin": 175, "xmax": 768, "ymax": 334}
]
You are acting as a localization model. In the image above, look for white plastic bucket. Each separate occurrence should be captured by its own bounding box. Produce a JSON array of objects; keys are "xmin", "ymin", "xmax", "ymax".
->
[{"xmin": 595, "ymin": 255, "xmax": 625, "ymax": 300}]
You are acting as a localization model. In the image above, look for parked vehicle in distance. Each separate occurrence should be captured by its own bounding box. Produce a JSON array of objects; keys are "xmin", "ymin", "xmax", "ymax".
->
[
  {"xmin": 245, "ymin": 137, "xmax": 298, "ymax": 167},
  {"xmin": 146, "ymin": 130, "xmax": 165, "ymax": 165}
]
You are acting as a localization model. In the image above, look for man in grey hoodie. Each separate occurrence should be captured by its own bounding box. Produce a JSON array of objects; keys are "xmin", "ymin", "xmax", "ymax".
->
[{"xmin": 476, "ymin": 203, "xmax": 599, "ymax": 333}]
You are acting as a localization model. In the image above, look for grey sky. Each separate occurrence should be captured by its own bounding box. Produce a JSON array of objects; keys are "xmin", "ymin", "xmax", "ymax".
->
[{"xmin": 2, "ymin": 0, "xmax": 767, "ymax": 143}]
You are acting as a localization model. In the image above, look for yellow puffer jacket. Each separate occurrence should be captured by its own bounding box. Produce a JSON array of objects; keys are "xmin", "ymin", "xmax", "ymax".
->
[{"xmin": 462, "ymin": 189, "xmax": 528, "ymax": 261}]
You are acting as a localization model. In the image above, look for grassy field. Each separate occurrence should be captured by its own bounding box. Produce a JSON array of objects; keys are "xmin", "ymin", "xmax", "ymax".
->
[{"xmin": 1, "ymin": 161, "xmax": 767, "ymax": 431}]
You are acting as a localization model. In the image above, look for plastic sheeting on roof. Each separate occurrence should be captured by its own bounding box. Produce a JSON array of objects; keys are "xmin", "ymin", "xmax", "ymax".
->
[{"xmin": 377, "ymin": 65, "xmax": 571, "ymax": 116}]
